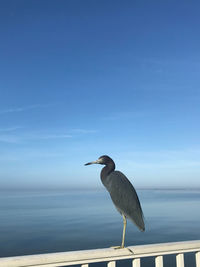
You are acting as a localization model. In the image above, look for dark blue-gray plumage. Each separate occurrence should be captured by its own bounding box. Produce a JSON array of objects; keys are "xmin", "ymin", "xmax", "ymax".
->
[{"xmin": 85, "ymin": 155, "xmax": 145, "ymax": 248}]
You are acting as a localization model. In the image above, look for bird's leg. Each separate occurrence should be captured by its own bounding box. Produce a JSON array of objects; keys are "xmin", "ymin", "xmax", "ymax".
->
[
  {"xmin": 112, "ymin": 214, "xmax": 127, "ymax": 249},
  {"xmin": 121, "ymin": 214, "xmax": 127, "ymax": 248}
]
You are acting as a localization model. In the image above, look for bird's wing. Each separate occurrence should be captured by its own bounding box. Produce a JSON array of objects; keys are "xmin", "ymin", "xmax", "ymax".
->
[{"xmin": 107, "ymin": 171, "xmax": 145, "ymax": 231}]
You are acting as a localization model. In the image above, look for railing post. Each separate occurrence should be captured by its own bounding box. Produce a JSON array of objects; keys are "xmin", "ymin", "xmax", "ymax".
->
[
  {"xmin": 176, "ymin": 253, "xmax": 184, "ymax": 267},
  {"xmin": 132, "ymin": 258, "xmax": 141, "ymax": 267},
  {"xmin": 107, "ymin": 261, "xmax": 116, "ymax": 267},
  {"xmin": 155, "ymin": 256, "xmax": 163, "ymax": 267},
  {"xmin": 196, "ymin": 251, "xmax": 200, "ymax": 267}
]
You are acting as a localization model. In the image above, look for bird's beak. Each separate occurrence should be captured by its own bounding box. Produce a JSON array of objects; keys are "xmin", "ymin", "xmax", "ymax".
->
[{"xmin": 84, "ymin": 160, "xmax": 99, "ymax": 166}]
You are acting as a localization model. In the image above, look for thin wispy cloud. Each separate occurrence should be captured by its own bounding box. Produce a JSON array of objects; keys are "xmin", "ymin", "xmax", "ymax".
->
[
  {"xmin": 0, "ymin": 127, "xmax": 96, "ymax": 144},
  {"xmin": 0, "ymin": 132, "xmax": 72, "ymax": 144},
  {"xmin": 28, "ymin": 134, "xmax": 72, "ymax": 140},
  {"xmin": 123, "ymin": 159, "xmax": 200, "ymax": 169},
  {"xmin": 0, "ymin": 151, "xmax": 65, "ymax": 162},
  {"xmin": 140, "ymin": 58, "xmax": 200, "ymax": 81},
  {"xmin": 103, "ymin": 111, "xmax": 150, "ymax": 121},
  {"xmin": 117, "ymin": 148, "xmax": 200, "ymax": 169},
  {"xmin": 0, "ymin": 104, "xmax": 53, "ymax": 114},
  {"xmin": 0, "ymin": 135, "xmax": 20, "ymax": 144},
  {"xmin": 0, "ymin": 127, "xmax": 23, "ymax": 132},
  {"xmin": 141, "ymin": 57, "xmax": 200, "ymax": 67},
  {"xmin": 70, "ymin": 128, "xmax": 97, "ymax": 134}
]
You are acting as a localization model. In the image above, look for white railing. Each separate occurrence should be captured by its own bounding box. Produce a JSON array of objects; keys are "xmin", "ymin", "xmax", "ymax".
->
[{"xmin": 0, "ymin": 240, "xmax": 200, "ymax": 267}]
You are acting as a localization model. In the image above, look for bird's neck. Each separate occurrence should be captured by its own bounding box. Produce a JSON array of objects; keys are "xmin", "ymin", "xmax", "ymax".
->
[{"xmin": 100, "ymin": 162, "xmax": 115, "ymax": 185}]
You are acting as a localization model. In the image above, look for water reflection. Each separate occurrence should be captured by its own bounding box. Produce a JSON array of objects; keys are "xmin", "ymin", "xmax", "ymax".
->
[{"xmin": 0, "ymin": 189, "xmax": 200, "ymax": 266}]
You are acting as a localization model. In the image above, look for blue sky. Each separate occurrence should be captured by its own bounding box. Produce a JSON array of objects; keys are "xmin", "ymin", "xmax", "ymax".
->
[{"xmin": 0, "ymin": 0, "xmax": 200, "ymax": 189}]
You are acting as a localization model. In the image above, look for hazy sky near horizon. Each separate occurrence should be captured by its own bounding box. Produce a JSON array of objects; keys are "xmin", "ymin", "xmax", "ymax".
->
[{"xmin": 0, "ymin": 0, "xmax": 200, "ymax": 189}]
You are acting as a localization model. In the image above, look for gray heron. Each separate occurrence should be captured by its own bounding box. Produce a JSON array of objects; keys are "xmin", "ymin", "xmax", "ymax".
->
[{"xmin": 85, "ymin": 155, "xmax": 145, "ymax": 248}]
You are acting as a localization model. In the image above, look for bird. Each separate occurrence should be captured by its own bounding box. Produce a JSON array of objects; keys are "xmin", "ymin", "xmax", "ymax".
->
[{"xmin": 85, "ymin": 155, "xmax": 145, "ymax": 249}]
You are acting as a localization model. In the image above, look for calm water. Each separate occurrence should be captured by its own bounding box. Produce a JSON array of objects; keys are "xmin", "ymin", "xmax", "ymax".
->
[{"xmin": 0, "ymin": 189, "xmax": 200, "ymax": 266}]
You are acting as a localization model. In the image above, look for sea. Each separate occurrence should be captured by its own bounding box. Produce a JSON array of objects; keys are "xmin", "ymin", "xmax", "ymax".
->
[{"xmin": 0, "ymin": 189, "xmax": 200, "ymax": 267}]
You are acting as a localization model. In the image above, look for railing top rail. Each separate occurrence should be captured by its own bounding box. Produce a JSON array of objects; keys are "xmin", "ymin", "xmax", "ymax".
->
[
  {"xmin": 0, "ymin": 240, "xmax": 200, "ymax": 267},
  {"xmin": 129, "ymin": 239, "xmax": 200, "ymax": 256}
]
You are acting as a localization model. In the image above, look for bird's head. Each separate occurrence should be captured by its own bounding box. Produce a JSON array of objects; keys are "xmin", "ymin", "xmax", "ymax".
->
[{"xmin": 84, "ymin": 155, "xmax": 113, "ymax": 166}]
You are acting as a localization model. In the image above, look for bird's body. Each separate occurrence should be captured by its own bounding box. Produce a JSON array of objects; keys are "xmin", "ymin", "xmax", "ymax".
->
[
  {"xmin": 102, "ymin": 170, "xmax": 145, "ymax": 231},
  {"xmin": 85, "ymin": 155, "xmax": 145, "ymax": 248}
]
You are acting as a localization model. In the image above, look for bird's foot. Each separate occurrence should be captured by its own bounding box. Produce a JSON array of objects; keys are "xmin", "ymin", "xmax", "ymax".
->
[
  {"xmin": 111, "ymin": 246, "xmax": 124, "ymax": 249},
  {"xmin": 111, "ymin": 246, "xmax": 134, "ymax": 254}
]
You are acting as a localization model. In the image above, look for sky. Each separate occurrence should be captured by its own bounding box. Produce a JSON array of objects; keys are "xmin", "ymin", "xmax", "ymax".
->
[{"xmin": 0, "ymin": 0, "xmax": 200, "ymax": 189}]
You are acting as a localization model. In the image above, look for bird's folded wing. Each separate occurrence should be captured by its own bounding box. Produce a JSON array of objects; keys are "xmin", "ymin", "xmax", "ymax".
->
[{"xmin": 107, "ymin": 171, "xmax": 145, "ymax": 231}]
